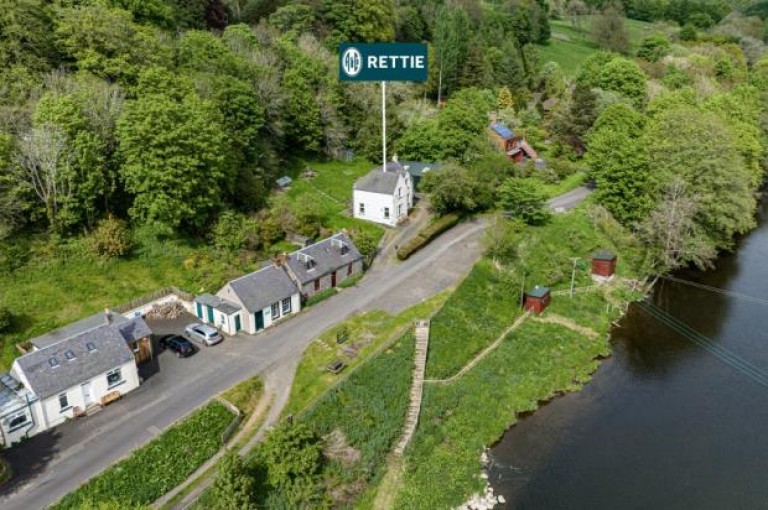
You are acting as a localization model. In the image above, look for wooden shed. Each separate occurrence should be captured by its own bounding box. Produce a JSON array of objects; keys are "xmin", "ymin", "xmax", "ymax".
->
[
  {"xmin": 524, "ymin": 286, "xmax": 551, "ymax": 314},
  {"xmin": 592, "ymin": 250, "xmax": 617, "ymax": 278}
]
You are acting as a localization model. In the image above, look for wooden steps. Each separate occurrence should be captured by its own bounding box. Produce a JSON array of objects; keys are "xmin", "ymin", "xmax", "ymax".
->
[{"xmin": 394, "ymin": 320, "xmax": 430, "ymax": 456}]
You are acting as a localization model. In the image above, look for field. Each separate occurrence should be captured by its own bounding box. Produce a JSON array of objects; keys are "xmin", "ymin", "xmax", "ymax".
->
[
  {"xmin": 54, "ymin": 401, "xmax": 235, "ymax": 509},
  {"xmin": 538, "ymin": 17, "xmax": 655, "ymax": 74}
]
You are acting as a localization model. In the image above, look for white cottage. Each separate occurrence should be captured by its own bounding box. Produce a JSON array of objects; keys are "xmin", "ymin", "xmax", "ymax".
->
[
  {"xmin": 1, "ymin": 317, "xmax": 143, "ymax": 445},
  {"xmin": 214, "ymin": 265, "xmax": 301, "ymax": 334},
  {"xmin": 353, "ymin": 160, "xmax": 414, "ymax": 227}
]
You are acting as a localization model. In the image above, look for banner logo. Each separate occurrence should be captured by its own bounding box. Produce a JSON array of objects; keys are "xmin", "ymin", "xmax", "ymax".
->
[
  {"xmin": 341, "ymin": 47, "xmax": 363, "ymax": 77},
  {"xmin": 339, "ymin": 43, "xmax": 428, "ymax": 82}
]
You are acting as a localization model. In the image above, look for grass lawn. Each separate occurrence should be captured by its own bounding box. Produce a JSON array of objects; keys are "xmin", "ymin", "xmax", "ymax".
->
[
  {"xmin": 541, "ymin": 172, "xmax": 587, "ymax": 199},
  {"xmin": 283, "ymin": 158, "xmax": 385, "ymax": 241},
  {"xmin": 54, "ymin": 401, "xmax": 235, "ymax": 509},
  {"xmin": 283, "ymin": 291, "xmax": 450, "ymax": 417},
  {"xmin": 538, "ymin": 17, "xmax": 655, "ymax": 74}
]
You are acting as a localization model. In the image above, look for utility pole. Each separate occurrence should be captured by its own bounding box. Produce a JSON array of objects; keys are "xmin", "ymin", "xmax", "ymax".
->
[
  {"xmin": 382, "ymin": 80, "xmax": 387, "ymax": 171},
  {"xmin": 569, "ymin": 258, "xmax": 579, "ymax": 298}
]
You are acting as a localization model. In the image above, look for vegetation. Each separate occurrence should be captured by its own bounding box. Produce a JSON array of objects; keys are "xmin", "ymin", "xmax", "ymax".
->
[
  {"xmin": 220, "ymin": 376, "xmax": 263, "ymax": 416},
  {"xmin": 305, "ymin": 288, "xmax": 337, "ymax": 307},
  {"xmin": 395, "ymin": 213, "xmax": 462, "ymax": 260},
  {"xmin": 54, "ymin": 401, "xmax": 235, "ymax": 509}
]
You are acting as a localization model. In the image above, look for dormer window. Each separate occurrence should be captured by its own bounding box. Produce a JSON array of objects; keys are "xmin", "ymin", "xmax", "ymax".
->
[
  {"xmin": 331, "ymin": 238, "xmax": 349, "ymax": 255},
  {"xmin": 65, "ymin": 351, "xmax": 76, "ymax": 362},
  {"xmin": 298, "ymin": 252, "xmax": 316, "ymax": 270},
  {"xmin": 49, "ymin": 358, "xmax": 60, "ymax": 368},
  {"xmin": 86, "ymin": 342, "xmax": 97, "ymax": 353}
]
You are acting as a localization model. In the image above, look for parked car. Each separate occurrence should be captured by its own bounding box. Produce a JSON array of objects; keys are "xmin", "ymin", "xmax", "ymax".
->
[
  {"xmin": 159, "ymin": 335, "xmax": 196, "ymax": 358},
  {"xmin": 185, "ymin": 323, "xmax": 223, "ymax": 346}
]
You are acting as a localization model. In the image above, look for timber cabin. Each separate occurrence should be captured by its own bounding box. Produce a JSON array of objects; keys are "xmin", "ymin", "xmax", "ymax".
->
[{"xmin": 524, "ymin": 286, "xmax": 551, "ymax": 314}]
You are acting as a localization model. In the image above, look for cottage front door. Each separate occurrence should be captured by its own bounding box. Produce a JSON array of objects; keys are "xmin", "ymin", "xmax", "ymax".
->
[
  {"xmin": 331, "ymin": 271, "xmax": 337, "ymax": 287},
  {"xmin": 82, "ymin": 382, "xmax": 94, "ymax": 407},
  {"xmin": 254, "ymin": 311, "xmax": 264, "ymax": 331}
]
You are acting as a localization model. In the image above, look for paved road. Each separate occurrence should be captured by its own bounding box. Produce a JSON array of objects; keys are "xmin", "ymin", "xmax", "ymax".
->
[
  {"xmin": 547, "ymin": 186, "xmax": 591, "ymax": 212},
  {"xmin": 0, "ymin": 217, "xmax": 486, "ymax": 510}
]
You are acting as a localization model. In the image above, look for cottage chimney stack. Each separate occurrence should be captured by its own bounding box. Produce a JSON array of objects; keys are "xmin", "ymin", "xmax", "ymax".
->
[{"xmin": 105, "ymin": 307, "xmax": 113, "ymax": 325}]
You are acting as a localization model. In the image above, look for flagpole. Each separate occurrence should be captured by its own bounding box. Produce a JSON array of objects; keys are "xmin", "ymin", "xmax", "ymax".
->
[{"xmin": 382, "ymin": 80, "xmax": 387, "ymax": 172}]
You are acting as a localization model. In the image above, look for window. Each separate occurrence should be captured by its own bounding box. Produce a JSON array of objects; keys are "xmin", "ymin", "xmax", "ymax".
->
[
  {"xmin": 106, "ymin": 368, "xmax": 123, "ymax": 388},
  {"xmin": 358, "ymin": 202, "xmax": 365, "ymax": 215},
  {"xmin": 65, "ymin": 350, "xmax": 76, "ymax": 361},
  {"xmin": 271, "ymin": 302, "xmax": 281, "ymax": 319},
  {"xmin": 86, "ymin": 342, "xmax": 97, "ymax": 353},
  {"xmin": 49, "ymin": 358, "xmax": 60, "ymax": 368},
  {"xmin": 282, "ymin": 297, "xmax": 292, "ymax": 314},
  {"xmin": 398, "ymin": 187, "xmax": 401, "ymax": 198},
  {"xmin": 6, "ymin": 413, "xmax": 28, "ymax": 432},
  {"xmin": 59, "ymin": 393, "xmax": 70, "ymax": 411},
  {"xmin": 397, "ymin": 204, "xmax": 402, "ymax": 216},
  {"xmin": 348, "ymin": 263, "xmax": 353, "ymax": 276},
  {"xmin": 314, "ymin": 279, "xmax": 321, "ymax": 292},
  {"xmin": 384, "ymin": 207, "xmax": 390, "ymax": 219}
]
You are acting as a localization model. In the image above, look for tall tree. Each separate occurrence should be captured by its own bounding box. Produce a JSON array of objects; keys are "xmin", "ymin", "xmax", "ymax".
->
[
  {"xmin": 210, "ymin": 451, "xmax": 257, "ymax": 510},
  {"xmin": 591, "ymin": 2, "xmax": 630, "ymax": 53}
]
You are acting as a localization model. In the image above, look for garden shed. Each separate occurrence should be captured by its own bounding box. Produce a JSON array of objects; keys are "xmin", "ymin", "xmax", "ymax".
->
[
  {"xmin": 524, "ymin": 286, "xmax": 551, "ymax": 314},
  {"xmin": 592, "ymin": 250, "xmax": 617, "ymax": 278}
]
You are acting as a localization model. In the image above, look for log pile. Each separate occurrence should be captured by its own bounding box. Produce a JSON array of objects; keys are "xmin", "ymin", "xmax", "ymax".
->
[{"xmin": 145, "ymin": 301, "xmax": 185, "ymax": 320}]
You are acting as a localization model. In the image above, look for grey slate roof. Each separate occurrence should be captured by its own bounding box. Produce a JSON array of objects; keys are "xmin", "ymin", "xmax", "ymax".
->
[
  {"xmin": 30, "ymin": 311, "xmax": 129, "ymax": 349},
  {"xmin": 196, "ymin": 294, "xmax": 242, "ymax": 315},
  {"xmin": 228, "ymin": 265, "xmax": 299, "ymax": 313},
  {"xmin": 116, "ymin": 317, "xmax": 153, "ymax": 343},
  {"xmin": 15, "ymin": 324, "xmax": 135, "ymax": 400},
  {"xmin": 354, "ymin": 162, "xmax": 406, "ymax": 194},
  {"xmin": 527, "ymin": 286, "xmax": 551, "ymax": 299},
  {"xmin": 285, "ymin": 233, "xmax": 363, "ymax": 285}
]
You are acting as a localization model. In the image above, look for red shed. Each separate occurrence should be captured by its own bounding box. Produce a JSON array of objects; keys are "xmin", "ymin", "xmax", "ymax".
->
[
  {"xmin": 592, "ymin": 250, "xmax": 617, "ymax": 278},
  {"xmin": 524, "ymin": 286, "xmax": 551, "ymax": 314}
]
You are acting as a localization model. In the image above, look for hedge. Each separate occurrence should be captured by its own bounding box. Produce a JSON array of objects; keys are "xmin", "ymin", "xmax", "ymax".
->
[
  {"xmin": 305, "ymin": 288, "xmax": 337, "ymax": 307},
  {"xmin": 396, "ymin": 213, "xmax": 462, "ymax": 261}
]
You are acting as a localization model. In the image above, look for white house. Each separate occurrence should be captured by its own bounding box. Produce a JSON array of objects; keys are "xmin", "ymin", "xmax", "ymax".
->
[
  {"xmin": 193, "ymin": 294, "xmax": 244, "ymax": 335},
  {"xmin": 1, "ymin": 317, "xmax": 143, "ymax": 446},
  {"xmin": 353, "ymin": 159, "xmax": 414, "ymax": 227},
  {"xmin": 214, "ymin": 265, "xmax": 301, "ymax": 334}
]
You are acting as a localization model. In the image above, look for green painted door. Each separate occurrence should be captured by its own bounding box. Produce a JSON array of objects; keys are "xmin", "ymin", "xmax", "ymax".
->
[
  {"xmin": 254, "ymin": 311, "xmax": 264, "ymax": 331},
  {"xmin": 207, "ymin": 305, "xmax": 214, "ymax": 323},
  {"xmin": 235, "ymin": 314, "xmax": 242, "ymax": 332},
  {"xmin": 196, "ymin": 302, "xmax": 203, "ymax": 319}
]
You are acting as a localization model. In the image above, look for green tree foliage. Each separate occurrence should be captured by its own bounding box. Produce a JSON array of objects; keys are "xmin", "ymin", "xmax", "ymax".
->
[
  {"xmin": 497, "ymin": 178, "xmax": 551, "ymax": 225},
  {"xmin": 0, "ymin": 0, "xmax": 56, "ymax": 72},
  {"xmin": 597, "ymin": 58, "xmax": 648, "ymax": 107},
  {"xmin": 116, "ymin": 82, "xmax": 231, "ymax": 233},
  {"xmin": 591, "ymin": 2, "xmax": 630, "ymax": 53},
  {"xmin": 54, "ymin": 4, "xmax": 168, "ymax": 84},
  {"xmin": 433, "ymin": 6, "xmax": 471, "ymax": 97},
  {"xmin": 587, "ymin": 103, "xmax": 653, "ymax": 224},
  {"xmin": 0, "ymin": 306, "xmax": 13, "ymax": 333},
  {"xmin": 89, "ymin": 215, "xmax": 132, "ymax": 258},
  {"xmin": 421, "ymin": 163, "xmax": 494, "ymax": 216},
  {"xmin": 210, "ymin": 451, "xmax": 257, "ymax": 510},
  {"xmin": 497, "ymin": 86, "xmax": 515, "ymax": 109},
  {"xmin": 636, "ymin": 34, "xmax": 671, "ymax": 62},
  {"xmin": 211, "ymin": 211, "xmax": 260, "ymax": 252},
  {"xmin": 321, "ymin": 0, "xmax": 396, "ymax": 44},
  {"xmin": 110, "ymin": 0, "xmax": 175, "ymax": 28}
]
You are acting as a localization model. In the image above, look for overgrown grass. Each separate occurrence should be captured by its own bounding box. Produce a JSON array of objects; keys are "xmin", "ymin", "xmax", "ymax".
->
[
  {"xmin": 284, "ymin": 292, "xmax": 450, "ymax": 417},
  {"xmin": 301, "ymin": 332, "xmax": 416, "ymax": 503},
  {"xmin": 538, "ymin": 17, "xmax": 655, "ymax": 74},
  {"xmin": 395, "ymin": 317, "xmax": 615, "ymax": 509},
  {"xmin": 220, "ymin": 376, "xmax": 264, "ymax": 416},
  {"xmin": 426, "ymin": 261, "xmax": 523, "ymax": 380},
  {"xmin": 54, "ymin": 401, "xmax": 235, "ymax": 509}
]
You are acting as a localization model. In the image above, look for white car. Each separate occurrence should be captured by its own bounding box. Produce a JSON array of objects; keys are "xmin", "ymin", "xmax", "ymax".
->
[{"xmin": 185, "ymin": 323, "xmax": 223, "ymax": 346}]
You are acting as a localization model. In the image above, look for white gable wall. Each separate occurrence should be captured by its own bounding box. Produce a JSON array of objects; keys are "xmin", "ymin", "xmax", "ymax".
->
[{"xmin": 353, "ymin": 173, "xmax": 413, "ymax": 227}]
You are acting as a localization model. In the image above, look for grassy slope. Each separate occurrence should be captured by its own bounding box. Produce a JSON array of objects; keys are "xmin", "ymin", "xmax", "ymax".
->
[
  {"xmin": 538, "ymin": 17, "xmax": 655, "ymax": 74},
  {"xmin": 0, "ymin": 158, "xmax": 383, "ymax": 371}
]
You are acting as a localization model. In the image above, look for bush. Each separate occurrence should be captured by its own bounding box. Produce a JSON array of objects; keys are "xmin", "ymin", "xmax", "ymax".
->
[
  {"xmin": 338, "ymin": 273, "xmax": 362, "ymax": 289},
  {"xmin": 0, "ymin": 307, "xmax": 12, "ymax": 333},
  {"xmin": 396, "ymin": 213, "xmax": 462, "ymax": 261},
  {"xmin": 497, "ymin": 178, "xmax": 551, "ymax": 225},
  {"xmin": 305, "ymin": 288, "xmax": 337, "ymax": 307},
  {"xmin": 89, "ymin": 215, "xmax": 132, "ymax": 259},
  {"xmin": 212, "ymin": 211, "xmax": 259, "ymax": 252}
]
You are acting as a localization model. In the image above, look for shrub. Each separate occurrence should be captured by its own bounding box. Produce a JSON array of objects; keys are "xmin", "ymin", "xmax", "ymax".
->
[
  {"xmin": 305, "ymin": 288, "xmax": 337, "ymax": 307},
  {"xmin": 396, "ymin": 213, "xmax": 461, "ymax": 261},
  {"xmin": 338, "ymin": 273, "xmax": 362, "ymax": 289},
  {"xmin": 212, "ymin": 211, "xmax": 259, "ymax": 252},
  {"xmin": 0, "ymin": 307, "xmax": 12, "ymax": 333},
  {"xmin": 351, "ymin": 230, "xmax": 378, "ymax": 265},
  {"xmin": 89, "ymin": 215, "xmax": 132, "ymax": 258},
  {"xmin": 497, "ymin": 178, "xmax": 551, "ymax": 225}
]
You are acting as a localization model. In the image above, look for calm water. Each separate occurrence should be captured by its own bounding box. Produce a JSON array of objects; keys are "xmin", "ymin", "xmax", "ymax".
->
[{"xmin": 490, "ymin": 200, "xmax": 768, "ymax": 510}]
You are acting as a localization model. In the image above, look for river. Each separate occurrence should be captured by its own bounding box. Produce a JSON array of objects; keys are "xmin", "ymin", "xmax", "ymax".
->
[{"xmin": 490, "ymin": 200, "xmax": 768, "ymax": 509}]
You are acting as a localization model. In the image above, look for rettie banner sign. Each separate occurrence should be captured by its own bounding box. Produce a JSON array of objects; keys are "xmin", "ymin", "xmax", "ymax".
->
[{"xmin": 339, "ymin": 43, "xmax": 428, "ymax": 82}]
